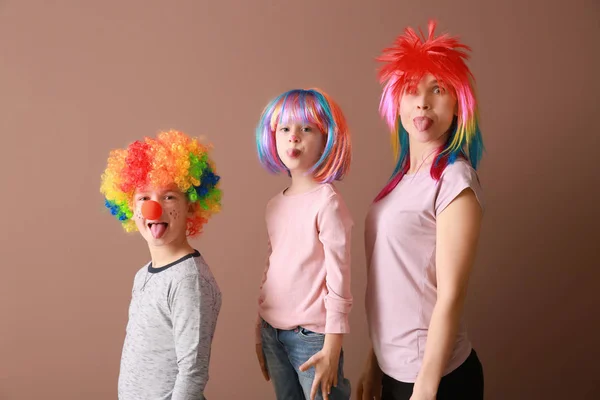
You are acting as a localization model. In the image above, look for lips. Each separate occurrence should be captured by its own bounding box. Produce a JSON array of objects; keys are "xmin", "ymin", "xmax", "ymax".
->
[
  {"xmin": 286, "ymin": 148, "xmax": 301, "ymax": 158},
  {"xmin": 413, "ymin": 116, "xmax": 434, "ymax": 132},
  {"xmin": 148, "ymin": 222, "xmax": 168, "ymax": 239}
]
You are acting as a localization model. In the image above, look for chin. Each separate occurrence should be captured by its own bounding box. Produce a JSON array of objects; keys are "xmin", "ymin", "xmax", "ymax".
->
[{"xmin": 407, "ymin": 129, "xmax": 448, "ymax": 144}]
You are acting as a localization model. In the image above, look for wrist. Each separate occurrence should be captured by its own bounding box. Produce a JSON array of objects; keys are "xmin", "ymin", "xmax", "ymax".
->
[
  {"xmin": 323, "ymin": 333, "xmax": 343, "ymax": 354},
  {"xmin": 413, "ymin": 378, "xmax": 438, "ymax": 398}
]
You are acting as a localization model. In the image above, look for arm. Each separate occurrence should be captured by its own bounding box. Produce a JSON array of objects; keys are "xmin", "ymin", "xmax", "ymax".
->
[
  {"xmin": 255, "ymin": 238, "xmax": 272, "ymax": 345},
  {"xmin": 255, "ymin": 240, "xmax": 272, "ymax": 381},
  {"xmin": 356, "ymin": 345, "xmax": 383, "ymax": 400},
  {"xmin": 170, "ymin": 275, "xmax": 218, "ymax": 400},
  {"xmin": 412, "ymin": 189, "xmax": 482, "ymax": 398},
  {"xmin": 300, "ymin": 194, "xmax": 353, "ymax": 399},
  {"xmin": 319, "ymin": 194, "xmax": 354, "ymax": 337}
]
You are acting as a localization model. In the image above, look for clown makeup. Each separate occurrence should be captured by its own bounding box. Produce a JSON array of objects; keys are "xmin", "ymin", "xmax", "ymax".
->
[{"xmin": 133, "ymin": 185, "xmax": 193, "ymax": 247}]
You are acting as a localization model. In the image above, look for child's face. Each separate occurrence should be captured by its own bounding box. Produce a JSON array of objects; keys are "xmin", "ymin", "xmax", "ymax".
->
[
  {"xmin": 132, "ymin": 184, "xmax": 193, "ymax": 247},
  {"xmin": 400, "ymin": 73, "xmax": 458, "ymax": 144},
  {"xmin": 275, "ymin": 121, "xmax": 326, "ymax": 174}
]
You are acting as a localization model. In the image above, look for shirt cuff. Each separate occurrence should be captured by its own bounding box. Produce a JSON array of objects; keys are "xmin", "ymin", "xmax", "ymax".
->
[{"xmin": 325, "ymin": 311, "xmax": 350, "ymax": 334}]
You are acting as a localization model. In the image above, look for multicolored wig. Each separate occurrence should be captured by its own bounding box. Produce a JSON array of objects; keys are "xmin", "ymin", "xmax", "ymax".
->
[
  {"xmin": 255, "ymin": 88, "xmax": 351, "ymax": 183},
  {"xmin": 100, "ymin": 130, "xmax": 221, "ymax": 237},
  {"xmin": 374, "ymin": 20, "xmax": 484, "ymax": 201}
]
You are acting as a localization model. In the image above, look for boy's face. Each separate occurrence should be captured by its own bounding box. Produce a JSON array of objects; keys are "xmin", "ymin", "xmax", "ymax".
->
[{"xmin": 132, "ymin": 184, "xmax": 193, "ymax": 247}]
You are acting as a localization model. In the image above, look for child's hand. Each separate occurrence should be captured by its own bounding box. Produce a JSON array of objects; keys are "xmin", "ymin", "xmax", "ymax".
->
[
  {"xmin": 255, "ymin": 343, "xmax": 270, "ymax": 381},
  {"xmin": 299, "ymin": 334, "xmax": 342, "ymax": 400}
]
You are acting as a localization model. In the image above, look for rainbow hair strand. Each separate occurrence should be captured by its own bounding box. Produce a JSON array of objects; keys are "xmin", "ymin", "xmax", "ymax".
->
[
  {"xmin": 375, "ymin": 20, "xmax": 484, "ymax": 201},
  {"xmin": 255, "ymin": 88, "xmax": 351, "ymax": 183},
  {"xmin": 100, "ymin": 130, "xmax": 222, "ymax": 237}
]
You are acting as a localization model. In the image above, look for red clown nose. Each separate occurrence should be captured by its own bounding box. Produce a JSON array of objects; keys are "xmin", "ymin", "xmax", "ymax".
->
[{"xmin": 141, "ymin": 200, "xmax": 163, "ymax": 220}]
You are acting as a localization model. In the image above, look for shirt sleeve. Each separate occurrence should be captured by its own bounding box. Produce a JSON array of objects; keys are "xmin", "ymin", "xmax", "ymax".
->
[
  {"xmin": 317, "ymin": 193, "xmax": 354, "ymax": 334},
  {"xmin": 169, "ymin": 275, "xmax": 218, "ymax": 400},
  {"xmin": 435, "ymin": 161, "xmax": 484, "ymax": 216}
]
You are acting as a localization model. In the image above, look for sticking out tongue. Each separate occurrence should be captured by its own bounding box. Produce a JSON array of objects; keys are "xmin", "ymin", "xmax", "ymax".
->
[
  {"xmin": 150, "ymin": 223, "xmax": 168, "ymax": 239},
  {"xmin": 413, "ymin": 117, "xmax": 433, "ymax": 132},
  {"xmin": 287, "ymin": 148, "xmax": 301, "ymax": 158}
]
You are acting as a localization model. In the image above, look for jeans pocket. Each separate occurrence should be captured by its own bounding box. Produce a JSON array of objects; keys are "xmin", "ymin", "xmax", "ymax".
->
[{"xmin": 297, "ymin": 327, "xmax": 325, "ymax": 342}]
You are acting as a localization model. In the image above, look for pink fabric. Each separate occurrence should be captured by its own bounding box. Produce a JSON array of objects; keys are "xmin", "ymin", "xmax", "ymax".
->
[
  {"xmin": 365, "ymin": 159, "xmax": 483, "ymax": 382},
  {"xmin": 256, "ymin": 184, "xmax": 353, "ymax": 344}
]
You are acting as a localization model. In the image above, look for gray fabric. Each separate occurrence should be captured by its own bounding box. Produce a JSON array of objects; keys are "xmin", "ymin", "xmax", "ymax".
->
[{"xmin": 118, "ymin": 252, "xmax": 221, "ymax": 400}]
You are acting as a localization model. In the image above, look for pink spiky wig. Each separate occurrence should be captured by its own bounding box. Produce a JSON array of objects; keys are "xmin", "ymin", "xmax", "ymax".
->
[
  {"xmin": 100, "ymin": 130, "xmax": 222, "ymax": 237},
  {"xmin": 375, "ymin": 20, "xmax": 484, "ymax": 201},
  {"xmin": 255, "ymin": 88, "xmax": 352, "ymax": 183}
]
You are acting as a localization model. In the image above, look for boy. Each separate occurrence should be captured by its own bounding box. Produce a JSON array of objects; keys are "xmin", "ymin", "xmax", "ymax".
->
[{"xmin": 100, "ymin": 130, "xmax": 223, "ymax": 400}]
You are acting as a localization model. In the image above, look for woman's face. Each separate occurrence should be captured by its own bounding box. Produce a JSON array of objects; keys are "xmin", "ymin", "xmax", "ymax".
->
[{"xmin": 399, "ymin": 73, "xmax": 458, "ymax": 144}]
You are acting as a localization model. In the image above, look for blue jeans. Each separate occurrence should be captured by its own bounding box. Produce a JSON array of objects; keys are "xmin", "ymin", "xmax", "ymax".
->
[{"xmin": 260, "ymin": 319, "xmax": 351, "ymax": 400}]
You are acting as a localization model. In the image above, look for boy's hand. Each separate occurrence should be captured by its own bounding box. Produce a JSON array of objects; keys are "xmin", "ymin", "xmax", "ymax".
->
[
  {"xmin": 299, "ymin": 334, "xmax": 342, "ymax": 400},
  {"xmin": 255, "ymin": 343, "xmax": 270, "ymax": 381}
]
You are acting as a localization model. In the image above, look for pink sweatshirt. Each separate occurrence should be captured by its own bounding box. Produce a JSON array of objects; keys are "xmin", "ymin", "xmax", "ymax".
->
[
  {"xmin": 365, "ymin": 159, "xmax": 484, "ymax": 382},
  {"xmin": 256, "ymin": 184, "xmax": 353, "ymax": 344}
]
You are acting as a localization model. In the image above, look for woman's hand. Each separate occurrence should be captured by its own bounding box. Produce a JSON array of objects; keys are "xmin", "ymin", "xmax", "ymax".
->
[{"xmin": 356, "ymin": 348, "xmax": 383, "ymax": 400}]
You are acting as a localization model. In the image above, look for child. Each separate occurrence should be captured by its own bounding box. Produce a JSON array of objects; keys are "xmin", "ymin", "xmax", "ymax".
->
[
  {"xmin": 100, "ymin": 130, "xmax": 223, "ymax": 400},
  {"xmin": 357, "ymin": 21, "xmax": 485, "ymax": 400},
  {"xmin": 254, "ymin": 88, "xmax": 354, "ymax": 400}
]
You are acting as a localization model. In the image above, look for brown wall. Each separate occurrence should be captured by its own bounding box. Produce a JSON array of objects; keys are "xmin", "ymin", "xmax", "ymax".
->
[{"xmin": 1, "ymin": 0, "xmax": 598, "ymax": 399}]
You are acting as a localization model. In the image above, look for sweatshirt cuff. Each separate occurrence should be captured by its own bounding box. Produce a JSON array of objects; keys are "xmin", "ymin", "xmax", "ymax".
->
[{"xmin": 325, "ymin": 311, "xmax": 350, "ymax": 334}]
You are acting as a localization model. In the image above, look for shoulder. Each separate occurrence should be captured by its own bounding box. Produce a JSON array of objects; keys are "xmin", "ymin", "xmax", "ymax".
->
[
  {"xmin": 316, "ymin": 184, "xmax": 353, "ymax": 224},
  {"xmin": 265, "ymin": 188, "xmax": 285, "ymax": 213},
  {"xmin": 440, "ymin": 159, "xmax": 480, "ymax": 185},
  {"xmin": 133, "ymin": 263, "xmax": 149, "ymax": 281},
  {"xmin": 435, "ymin": 158, "xmax": 484, "ymax": 214}
]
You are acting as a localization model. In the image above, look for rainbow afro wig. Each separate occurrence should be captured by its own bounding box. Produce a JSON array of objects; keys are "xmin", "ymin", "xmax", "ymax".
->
[
  {"xmin": 100, "ymin": 130, "xmax": 221, "ymax": 237},
  {"xmin": 256, "ymin": 88, "xmax": 352, "ymax": 183},
  {"xmin": 375, "ymin": 20, "xmax": 484, "ymax": 201}
]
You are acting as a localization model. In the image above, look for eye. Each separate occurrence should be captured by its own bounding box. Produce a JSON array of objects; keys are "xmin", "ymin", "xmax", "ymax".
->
[
  {"xmin": 302, "ymin": 126, "xmax": 313, "ymax": 133},
  {"xmin": 164, "ymin": 194, "xmax": 177, "ymax": 200},
  {"xmin": 279, "ymin": 127, "xmax": 289, "ymax": 132},
  {"xmin": 138, "ymin": 196, "xmax": 150, "ymax": 201},
  {"xmin": 433, "ymin": 86, "xmax": 446, "ymax": 95}
]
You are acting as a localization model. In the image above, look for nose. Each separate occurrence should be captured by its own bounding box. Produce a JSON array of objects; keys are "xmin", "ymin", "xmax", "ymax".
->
[
  {"xmin": 289, "ymin": 134, "xmax": 299, "ymax": 143},
  {"xmin": 142, "ymin": 200, "xmax": 163, "ymax": 220},
  {"xmin": 417, "ymin": 102, "xmax": 430, "ymax": 111}
]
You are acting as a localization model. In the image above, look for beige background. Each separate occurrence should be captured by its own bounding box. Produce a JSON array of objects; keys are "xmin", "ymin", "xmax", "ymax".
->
[{"xmin": 1, "ymin": 0, "xmax": 599, "ymax": 399}]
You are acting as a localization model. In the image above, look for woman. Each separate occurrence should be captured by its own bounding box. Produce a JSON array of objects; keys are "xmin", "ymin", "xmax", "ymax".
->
[{"xmin": 357, "ymin": 21, "xmax": 485, "ymax": 400}]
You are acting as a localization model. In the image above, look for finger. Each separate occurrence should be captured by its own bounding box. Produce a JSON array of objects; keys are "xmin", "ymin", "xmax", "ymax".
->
[
  {"xmin": 310, "ymin": 375, "xmax": 321, "ymax": 400},
  {"xmin": 364, "ymin": 384, "xmax": 373, "ymax": 400},
  {"xmin": 257, "ymin": 352, "xmax": 270, "ymax": 381},
  {"xmin": 299, "ymin": 355, "xmax": 317, "ymax": 372},
  {"xmin": 374, "ymin": 384, "xmax": 381, "ymax": 400},
  {"xmin": 322, "ymin": 379, "xmax": 330, "ymax": 400},
  {"xmin": 356, "ymin": 381, "xmax": 363, "ymax": 399},
  {"xmin": 261, "ymin": 362, "xmax": 270, "ymax": 381}
]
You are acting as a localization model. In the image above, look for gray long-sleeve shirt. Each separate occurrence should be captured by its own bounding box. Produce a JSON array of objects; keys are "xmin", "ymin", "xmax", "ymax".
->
[{"xmin": 118, "ymin": 250, "xmax": 221, "ymax": 400}]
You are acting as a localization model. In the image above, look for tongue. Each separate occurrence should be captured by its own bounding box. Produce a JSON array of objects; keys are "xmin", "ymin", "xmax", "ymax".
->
[
  {"xmin": 287, "ymin": 149, "xmax": 300, "ymax": 158},
  {"xmin": 150, "ymin": 223, "xmax": 167, "ymax": 239},
  {"xmin": 413, "ymin": 117, "xmax": 433, "ymax": 132}
]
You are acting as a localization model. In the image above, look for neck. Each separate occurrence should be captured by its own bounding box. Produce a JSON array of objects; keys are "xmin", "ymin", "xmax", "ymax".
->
[
  {"xmin": 285, "ymin": 170, "xmax": 321, "ymax": 195},
  {"xmin": 148, "ymin": 237, "xmax": 195, "ymax": 269},
  {"xmin": 407, "ymin": 135, "xmax": 448, "ymax": 174}
]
